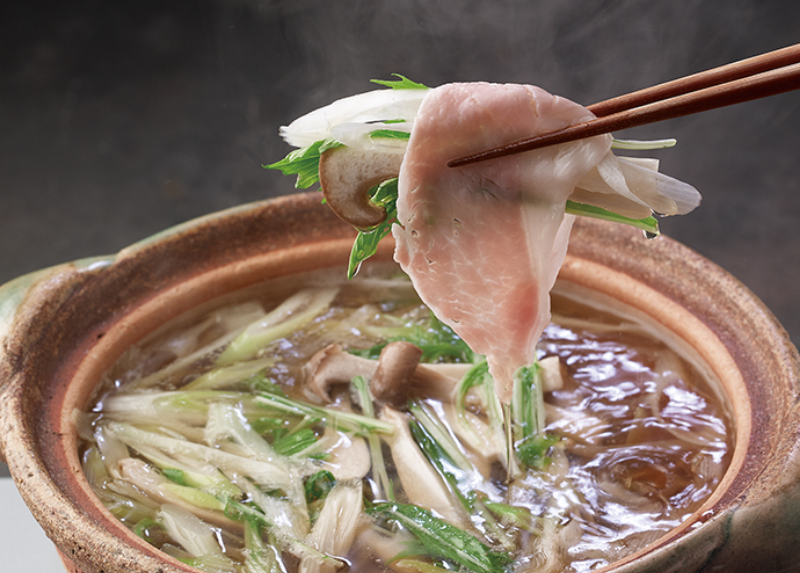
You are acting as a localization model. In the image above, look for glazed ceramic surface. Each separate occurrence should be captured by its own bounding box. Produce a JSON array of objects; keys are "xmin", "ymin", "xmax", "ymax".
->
[{"xmin": 0, "ymin": 192, "xmax": 799, "ymax": 573}]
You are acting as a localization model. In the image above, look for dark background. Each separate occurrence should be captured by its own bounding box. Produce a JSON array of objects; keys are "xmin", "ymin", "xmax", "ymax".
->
[{"xmin": 1, "ymin": 1, "xmax": 798, "ymax": 479}]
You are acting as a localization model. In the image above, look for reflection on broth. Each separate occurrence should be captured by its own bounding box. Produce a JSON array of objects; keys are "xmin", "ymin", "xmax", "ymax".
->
[{"xmin": 78, "ymin": 264, "xmax": 732, "ymax": 573}]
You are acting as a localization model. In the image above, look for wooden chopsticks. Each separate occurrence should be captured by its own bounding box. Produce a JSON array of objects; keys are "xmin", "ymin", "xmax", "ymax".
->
[{"xmin": 448, "ymin": 43, "xmax": 800, "ymax": 168}]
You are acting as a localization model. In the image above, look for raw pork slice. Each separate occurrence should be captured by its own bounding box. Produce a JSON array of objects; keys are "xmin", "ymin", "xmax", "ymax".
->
[{"xmin": 392, "ymin": 83, "xmax": 610, "ymax": 402}]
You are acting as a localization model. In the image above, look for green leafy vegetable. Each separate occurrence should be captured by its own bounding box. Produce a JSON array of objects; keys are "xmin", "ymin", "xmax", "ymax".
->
[
  {"xmin": 369, "ymin": 129, "xmax": 412, "ymax": 141},
  {"xmin": 246, "ymin": 373, "xmax": 288, "ymax": 397},
  {"xmin": 271, "ymin": 425, "xmax": 319, "ymax": 456},
  {"xmin": 371, "ymin": 74, "xmax": 429, "ymax": 90},
  {"xmin": 225, "ymin": 497, "xmax": 336, "ymax": 567},
  {"xmin": 243, "ymin": 519, "xmax": 287, "ymax": 573},
  {"xmin": 511, "ymin": 364, "xmax": 558, "ymax": 470},
  {"xmin": 264, "ymin": 138, "xmax": 342, "ymax": 189},
  {"xmin": 408, "ymin": 418, "xmax": 470, "ymax": 508},
  {"xmin": 408, "ymin": 400, "xmax": 517, "ymax": 550},
  {"xmin": 453, "ymin": 360, "xmax": 513, "ymax": 475},
  {"xmin": 348, "ymin": 178, "xmax": 399, "ymax": 279},
  {"xmin": 482, "ymin": 502, "xmax": 534, "ymax": 532},
  {"xmin": 368, "ymin": 503, "xmax": 512, "ymax": 573},
  {"xmin": 515, "ymin": 433, "xmax": 560, "ymax": 470},
  {"xmin": 304, "ymin": 470, "xmax": 336, "ymax": 504},
  {"xmin": 255, "ymin": 392, "xmax": 395, "ymax": 436},
  {"xmin": 352, "ymin": 310, "xmax": 475, "ymax": 363}
]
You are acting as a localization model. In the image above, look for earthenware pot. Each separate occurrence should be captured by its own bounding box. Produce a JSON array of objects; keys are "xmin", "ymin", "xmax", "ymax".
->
[{"xmin": 1, "ymin": 191, "xmax": 799, "ymax": 573}]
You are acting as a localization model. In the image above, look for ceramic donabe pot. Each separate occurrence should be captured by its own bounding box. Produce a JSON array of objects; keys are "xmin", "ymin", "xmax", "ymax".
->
[{"xmin": 0, "ymin": 192, "xmax": 798, "ymax": 573}]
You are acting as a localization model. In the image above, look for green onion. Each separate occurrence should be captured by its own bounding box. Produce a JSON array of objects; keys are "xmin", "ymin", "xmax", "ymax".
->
[
  {"xmin": 255, "ymin": 393, "xmax": 395, "ymax": 436},
  {"xmin": 352, "ymin": 375, "xmax": 395, "ymax": 500},
  {"xmin": 132, "ymin": 518, "xmax": 163, "ymax": 544},
  {"xmin": 611, "ymin": 137, "xmax": 677, "ymax": 150},
  {"xmin": 182, "ymin": 357, "xmax": 275, "ymax": 391},
  {"xmin": 217, "ymin": 288, "xmax": 339, "ymax": 366},
  {"xmin": 160, "ymin": 483, "xmax": 227, "ymax": 511},
  {"xmin": 566, "ymin": 200, "xmax": 660, "ymax": 236}
]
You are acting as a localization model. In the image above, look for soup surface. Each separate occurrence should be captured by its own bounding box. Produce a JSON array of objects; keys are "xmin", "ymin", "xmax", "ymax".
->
[{"xmin": 79, "ymin": 264, "xmax": 732, "ymax": 573}]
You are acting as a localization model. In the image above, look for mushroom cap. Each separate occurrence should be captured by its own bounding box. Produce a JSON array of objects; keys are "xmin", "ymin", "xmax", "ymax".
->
[
  {"xmin": 370, "ymin": 341, "xmax": 423, "ymax": 408},
  {"xmin": 319, "ymin": 146, "xmax": 403, "ymax": 229}
]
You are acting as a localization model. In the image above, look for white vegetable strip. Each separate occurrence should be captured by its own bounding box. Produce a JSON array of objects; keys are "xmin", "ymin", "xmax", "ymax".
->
[
  {"xmin": 117, "ymin": 458, "xmax": 239, "ymax": 530},
  {"xmin": 299, "ymin": 481, "xmax": 364, "ymax": 573},
  {"xmin": 611, "ymin": 138, "xmax": 677, "ymax": 150},
  {"xmin": 183, "ymin": 356, "xmax": 275, "ymax": 391},
  {"xmin": 278, "ymin": 83, "xmax": 700, "ymax": 224},
  {"xmin": 204, "ymin": 402, "xmax": 280, "ymax": 462},
  {"xmin": 131, "ymin": 442, "xmax": 242, "ymax": 500},
  {"xmin": 105, "ymin": 421, "xmax": 292, "ymax": 489},
  {"xmin": 235, "ymin": 477, "xmax": 310, "ymax": 540},
  {"xmin": 280, "ymin": 89, "xmax": 428, "ymax": 148},
  {"xmin": 99, "ymin": 390, "xmax": 249, "ymax": 429},
  {"xmin": 380, "ymin": 407, "xmax": 467, "ymax": 528},
  {"xmin": 203, "ymin": 402, "xmax": 314, "ymax": 522},
  {"xmin": 331, "ymin": 122, "xmax": 411, "ymax": 153},
  {"xmin": 157, "ymin": 504, "xmax": 229, "ymax": 560},
  {"xmin": 94, "ymin": 424, "xmax": 130, "ymax": 480},
  {"xmin": 217, "ymin": 288, "xmax": 340, "ymax": 366},
  {"xmin": 129, "ymin": 302, "xmax": 267, "ymax": 390}
]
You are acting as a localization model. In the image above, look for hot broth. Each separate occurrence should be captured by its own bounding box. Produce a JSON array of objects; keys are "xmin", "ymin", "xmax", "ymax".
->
[{"xmin": 78, "ymin": 264, "xmax": 732, "ymax": 573}]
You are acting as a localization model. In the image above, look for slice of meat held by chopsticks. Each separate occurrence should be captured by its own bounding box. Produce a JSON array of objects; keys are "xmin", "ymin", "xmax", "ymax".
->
[
  {"xmin": 392, "ymin": 83, "xmax": 611, "ymax": 403},
  {"xmin": 281, "ymin": 76, "xmax": 702, "ymax": 402}
]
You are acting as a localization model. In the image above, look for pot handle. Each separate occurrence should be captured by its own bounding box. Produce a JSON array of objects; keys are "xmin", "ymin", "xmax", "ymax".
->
[
  {"xmin": 0, "ymin": 269, "xmax": 54, "ymax": 463},
  {"xmin": 0, "ymin": 257, "xmax": 115, "ymax": 464}
]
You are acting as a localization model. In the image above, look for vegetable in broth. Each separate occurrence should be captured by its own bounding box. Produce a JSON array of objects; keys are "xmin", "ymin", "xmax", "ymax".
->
[{"xmin": 79, "ymin": 266, "xmax": 731, "ymax": 573}]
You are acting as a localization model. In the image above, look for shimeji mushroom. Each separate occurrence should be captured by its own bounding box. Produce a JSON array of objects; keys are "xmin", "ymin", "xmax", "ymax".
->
[
  {"xmin": 303, "ymin": 344, "xmax": 377, "ymax": 402},
  {"xmin": 379, "ymin": 406, "xmax": 469, "ymax": 528},
  {"xmin": 303, "ymin": 342, "xmax": 472, "ymax": 405}
]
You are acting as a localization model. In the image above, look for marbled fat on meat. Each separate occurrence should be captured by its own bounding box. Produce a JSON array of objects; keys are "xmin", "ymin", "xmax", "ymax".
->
[{"xmin": 392, "ymin": 83, "xmax": 610, "ymax": 402}]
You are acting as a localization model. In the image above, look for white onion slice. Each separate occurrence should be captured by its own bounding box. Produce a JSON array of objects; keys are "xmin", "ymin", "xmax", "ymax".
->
[{"xmin": 280, "ymin": 89, "xmax": 428, "ymax": 148}]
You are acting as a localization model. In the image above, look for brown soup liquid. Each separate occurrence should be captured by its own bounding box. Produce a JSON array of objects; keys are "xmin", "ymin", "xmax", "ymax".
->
[{"xmin": 80, "ymin": 267, "xmax": 732, "ymax": 573}]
